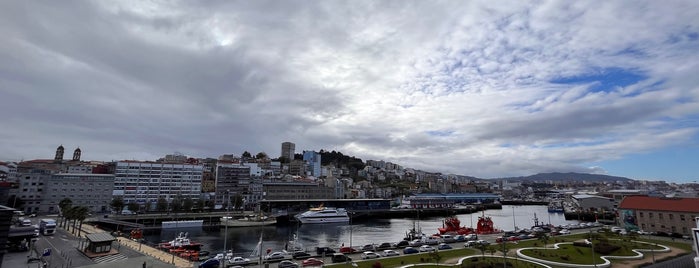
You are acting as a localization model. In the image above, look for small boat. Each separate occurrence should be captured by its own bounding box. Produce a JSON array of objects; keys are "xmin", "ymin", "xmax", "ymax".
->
[
  {"xmin": 220, "ymin": 214, "xmax": 277, "ymax": 227},
  {"xmin": 158, "ymin": 232, "xmax": 203, "ymax": 251},
  {"xmin": 547, "ymin": 200, "xmax": 564, "ymax": 213},
  {"xmin": 294, "ymin": 205, "xmax": 349, "ymax": 224}
]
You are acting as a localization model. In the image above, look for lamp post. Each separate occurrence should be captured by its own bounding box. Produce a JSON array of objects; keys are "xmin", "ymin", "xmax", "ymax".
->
[
  {"xmin": 501, "ymin": 234, "xmax": 507, "ymax": 268},
  {"xmin": 224, "ymin": 190, "xmax": 230, "ymax": 259},
  {"xmin": 590, "ymin": 228, "xmax": 597, "ymax": 267},
  {"xmin": 349, "ymin": 211, "xmax": 354, "ymax": 251}
]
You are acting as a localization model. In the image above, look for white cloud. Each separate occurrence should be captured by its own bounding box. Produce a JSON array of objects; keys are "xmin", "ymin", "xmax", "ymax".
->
[{"xmin": 1, "ymin": 1, "xmax": 698, "ymax": 180}]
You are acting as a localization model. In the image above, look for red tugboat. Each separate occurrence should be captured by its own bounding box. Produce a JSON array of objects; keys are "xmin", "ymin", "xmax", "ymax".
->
[
  {"xmin": 437, "ymin": 216, "xmax": 475, "ymax": 235},
  {"xmin": 475, "ymin": 215, "xmax": 499, "ymax": 234},
  {"xmin": 158, "ymin": 232, "xmax": 203, "ymax": 251}
]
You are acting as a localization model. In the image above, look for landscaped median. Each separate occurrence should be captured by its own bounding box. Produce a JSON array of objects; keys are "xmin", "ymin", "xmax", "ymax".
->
[
  {"xmin": 324, "ymin": 233, "xmax": 686, "ymax": 268},
  {"xmin": 517, "ymin": 239, "xmax": 670, "ymax": 268}
]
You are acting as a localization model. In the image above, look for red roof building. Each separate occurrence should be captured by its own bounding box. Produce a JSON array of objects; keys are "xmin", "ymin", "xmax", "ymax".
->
[{"xmin": 618, "ymin": 196, "xmax": 699, "ymax": 236}]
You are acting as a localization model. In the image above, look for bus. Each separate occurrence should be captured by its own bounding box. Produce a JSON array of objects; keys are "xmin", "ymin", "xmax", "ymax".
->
[{"xmin": 39, "ymin": 219, "xmax": 56, "ymax": 236}]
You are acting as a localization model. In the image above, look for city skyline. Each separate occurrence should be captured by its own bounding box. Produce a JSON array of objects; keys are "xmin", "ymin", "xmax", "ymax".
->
[{"xmin": 1, "ymin": 1, "xmax": 698, "ymax": 183}]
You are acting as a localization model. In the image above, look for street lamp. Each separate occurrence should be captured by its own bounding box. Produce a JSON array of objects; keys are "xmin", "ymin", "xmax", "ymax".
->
[
  {"xmin": 349, "ymin": 211, "xmax": 354, "ymax": 251},
  {"xmin": 223, "ymin": 190, "xmax": 230, "ymax": 259},
  {"xmin": 589, "ymin": 228, "xmax": 597, "ymax": 267}
]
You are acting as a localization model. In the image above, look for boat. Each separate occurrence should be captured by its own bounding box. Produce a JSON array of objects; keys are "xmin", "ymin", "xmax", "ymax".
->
[
  {"xmin": 220, "ymin": 214, "xmax": 277, "ymax": 227},
  {"xmin": 437, "ymin": 216, "xmax": 475, "ymax": 235},
  {"xmin": 474, "ymin": 211, "xmax": 500, "ymax": 234},
  {"xmin": 294, "ymin": 205, "xmax": 349, "ymax": 224},
  {"xmin": 547, "ymin": 200, "xmax": 564, "ymax": 213},
  {"xmin": 158, "ymin": 232, "xmax": 203, "ymax": 251},
  {"xmin": 162, "ymin": 220, "xmax": 204, "ymax": 228}
]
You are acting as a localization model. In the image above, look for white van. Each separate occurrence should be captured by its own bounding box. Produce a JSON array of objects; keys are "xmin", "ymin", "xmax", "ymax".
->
[{"xmin": 121, "ymin": 210, "xmax": 136, "ymax": 215}]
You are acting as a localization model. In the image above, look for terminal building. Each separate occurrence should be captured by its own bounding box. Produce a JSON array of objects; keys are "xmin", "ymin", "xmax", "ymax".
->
[{"xmin": 618, "ymin": 196, "xmax": 699, "ymax": 236}]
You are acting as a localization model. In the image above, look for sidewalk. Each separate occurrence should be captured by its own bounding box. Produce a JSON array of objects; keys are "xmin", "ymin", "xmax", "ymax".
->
[{"xmin": 76, "ymin": 223, "xmax": 194, "ymax": 268}]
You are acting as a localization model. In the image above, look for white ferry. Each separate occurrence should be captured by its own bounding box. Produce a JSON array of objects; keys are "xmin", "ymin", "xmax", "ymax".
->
[{"xmin": 294, "ymin": 206, "xmax": 350, "ymax": 224}]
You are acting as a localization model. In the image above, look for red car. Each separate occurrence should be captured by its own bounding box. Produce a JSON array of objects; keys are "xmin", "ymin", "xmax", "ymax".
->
[
  {"xmin": 339, "ymin": 247, "xmax": 357, "ymax": 254},
  {"xmin": 302, "ymin": 258, "xmax": 324, "ymax": 267}
]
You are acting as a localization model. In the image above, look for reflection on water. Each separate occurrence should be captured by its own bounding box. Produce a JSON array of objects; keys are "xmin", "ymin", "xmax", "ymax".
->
[{"xmin": 145, "ymin": 205, "xmax": 580, "ymax": 255}]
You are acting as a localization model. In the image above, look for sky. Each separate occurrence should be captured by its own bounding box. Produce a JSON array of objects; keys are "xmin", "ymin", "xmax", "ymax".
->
[{"xmin": 1, "ymin": 1, "xmax": 698, "ymax": 183}]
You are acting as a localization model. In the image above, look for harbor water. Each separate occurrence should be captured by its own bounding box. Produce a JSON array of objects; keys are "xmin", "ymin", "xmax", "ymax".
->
[{"xmin": 144, "ymin": 205, "xmax": 580, "ymax": 256}]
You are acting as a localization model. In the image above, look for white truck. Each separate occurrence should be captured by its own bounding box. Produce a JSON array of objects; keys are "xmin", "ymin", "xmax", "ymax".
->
[{"xmin": 39, "ymin": 219, "xmax": 57, "ymax": 236}]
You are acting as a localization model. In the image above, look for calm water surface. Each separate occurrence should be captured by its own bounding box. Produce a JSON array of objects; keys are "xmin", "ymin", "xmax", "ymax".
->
[{"xmin": 145, "ymin": 205, "xmax": 579, "ymax": 256}]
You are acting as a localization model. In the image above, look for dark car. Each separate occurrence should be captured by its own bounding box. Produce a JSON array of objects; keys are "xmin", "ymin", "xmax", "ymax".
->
[
  {"xmin": 437, "ymin": 243, "xmax": 452, "ymax": 250},
  {"xmin": 198, "ymin": 258, "xmax": 221, "ymax": 268},
  {"xmin": 376, "ymin": 242, "xmax": 393, "ymax": 250},
  {"xmin": 278, "ymin": 260, "xmax": 299, "ymax": 268},
  {"xmin": 393, "ymin": 240, "xmax": 409, "ymax": 248},
  {"xmin": 331, "ymin": 253, "xmax": 352, "ymax": 263},
  {"xmin": 402, "ymin": 247, "xmax": 419, "ymax": 254},
  {"xmin": 292, "ymin": 251, "xmax": 311, "ymax": 260},
  {"xmin": 315, "ymin": 247, "xmax": 335, "ymax": 255}
]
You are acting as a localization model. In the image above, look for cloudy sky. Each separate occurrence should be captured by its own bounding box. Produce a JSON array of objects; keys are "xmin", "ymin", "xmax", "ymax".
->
[{"xmin": 1, "ymin": 1, "xmax": 698, "ymax": 182}]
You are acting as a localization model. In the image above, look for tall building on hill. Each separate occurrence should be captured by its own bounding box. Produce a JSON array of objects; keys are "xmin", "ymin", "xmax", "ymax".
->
[
  {"xmin": 54, "ymin": 145, "xmax": 64, "ymax": 161},
  {"xmin": 302, "ymin": 150, "xmax": 321, "ymax": 178},
  {"xmin": 113, "ymin": 161, "xmax": 202, "ymax": 211},
  {"xmin": 281, "ymin": 142, "xmax": 295, "ymax": 161}
]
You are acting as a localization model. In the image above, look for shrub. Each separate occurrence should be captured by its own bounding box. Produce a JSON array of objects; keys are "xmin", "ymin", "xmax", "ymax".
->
[
  {"xmin": 560, "ymin": 255, "xmax": 570, "ymax": 261},
  {"xmin": 594, "ymin": 243, "xmax": 621, "ymax": 255},
  {"xmin": 573, "ymin": 242, "xmax": 591, "ymax": 247}
]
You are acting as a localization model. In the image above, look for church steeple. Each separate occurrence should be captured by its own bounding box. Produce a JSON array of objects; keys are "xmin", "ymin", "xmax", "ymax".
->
[
  {"xmin": 73, "ymin": 147, "xmax": 81, "ymax": 161},
  {"xmin": 54, "ymin": 145, "xmax": 64, "ymax": 161}
]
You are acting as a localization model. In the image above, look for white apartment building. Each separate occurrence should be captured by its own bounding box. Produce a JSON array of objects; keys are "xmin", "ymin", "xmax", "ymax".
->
[{"xmin": 113, "ymin": 161, "xmax": 203, "ymax": 210}]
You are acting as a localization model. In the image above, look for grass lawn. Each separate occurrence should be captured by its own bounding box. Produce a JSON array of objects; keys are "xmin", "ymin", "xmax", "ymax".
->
[
  {"xmin": 325, "ymin": 232, "xmax": 688, "ymax": 268},
  {"xmin": 519, "ymin": 236, "xmax": 669, "ymax": 265}
]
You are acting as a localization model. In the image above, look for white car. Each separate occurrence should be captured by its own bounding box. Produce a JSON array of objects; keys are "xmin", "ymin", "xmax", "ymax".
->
[
  {"xmin": 382, "ymin": 250, "xmax": 400, "ymax": 257},
  {"xmin": 559, "ymin": 229, "xmax": 570, "ymax": 235},
  {"xmin": 418, "ymin": 245, "xmax": 436, "ymax": 252},
  {"xmin": 229, "ymin": 257, "xmax": 251, "ymax": 265},
  {"xmin": 361, "ymin": 251, "xmax": 380, "ymax": 259},
  {"xmin": 265, "ymin": 252, "xmax": 288, "ymax": 261}
]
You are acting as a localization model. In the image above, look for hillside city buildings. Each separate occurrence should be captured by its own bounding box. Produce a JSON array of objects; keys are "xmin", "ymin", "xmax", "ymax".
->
[{"xmin": 0, "ymin": 143, "xmax": 698, "ymax": 237}]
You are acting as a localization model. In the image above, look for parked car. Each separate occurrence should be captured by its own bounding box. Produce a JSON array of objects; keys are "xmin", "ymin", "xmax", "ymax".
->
[
  {"xmin": 454, "ymin": 235, "xmax": 467, "ymax": 242},
  {"xmin": 464, "ymin": 234, "xmax": 478, "ymax": 241},
  {"xmin": 316, "ymin": 247, "xmax": 335, "ymax": 255},
  {"xmin": 423, "ymin": 237, "xmax": 440, "ymax": 245},
  {"xmin": 419, "ymin": 245, "xmax": 436, "ymax": 252},
  {"xmin": 464, "ymin": 241, "xmax": 479, "ymax": 248},
  {"xmin": 302, "ymin": 258, "xmax": 324, "ymax": 267},
  {"xmin": 199, "ymin": 258, "xmax": 221, "ymax": 268},
  {"xmin": 361, "ymin": 251, "xmax": 381, "ymax": 259},
  {"xmin": 265, "ymin": 252, "xmax": 287, "ymax": 261},
  {"xmin": 330, "ymin": 253, "xmax": 351, "ymax": 263},
  {"xmin": 393, "ymin": 240, "xmax": 410, "ymax": 248},
  {"xmin": 376, "ymin": 242, "xmax": 393, "ymax": 250},
  {"xmin": 292, "ymin": 251, "xmax": 311, "ymax": 260},
  {"xmin": 360, "ymin": 244, "xmax": 376, "ymax": 251},
  {"xmin": 278, "ymin": 260, "xmax": 299, "ymax": 268},
  {"xmin": 382, "ymin": 250, "xmax": 400, "ymax": 257},
  {"xmin": 437, "ymin": 243, "xmax": 452, "ymax": 250},
  {"xmin": 408, "ymin": 239, "xmax": 423, "ymax": 247},
  {"xmin": 339, "ymin": 247, "xmax": 357, "ymax": 254},
  {"xmin": 440, "ymin": 235, "xmax": 456, "ymax": 243},
  {"xmin": 402, "ymin": 247, "xmax": 419, "ymax": 254},
  {"xmin": 559, "ymin": 229, "xmax": 570, "ymax": 235},
  {"xmin": 229, "ymin": 257, "xmax": 251, "ymax": 266}
]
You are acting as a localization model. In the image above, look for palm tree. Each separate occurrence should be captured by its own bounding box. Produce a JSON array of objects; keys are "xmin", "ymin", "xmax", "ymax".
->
[
  {"xmin": 58, "ymin": 198, "xmax": 73, "ymax": 228},
  {"xmin": 74, "ymin": 206, "xmax": 90, "ymax": 235},
  {"xmin": 64, "ymin": 207, "xmax": 76, "ymax": 233}
]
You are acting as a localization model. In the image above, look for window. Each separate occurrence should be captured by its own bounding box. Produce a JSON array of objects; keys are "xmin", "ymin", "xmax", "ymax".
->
[
  {"xmin": 681, "ymin": 214, "xmax": 685, "ymax": 221},
  {"xmin": 669, "ymin": 214, "xmax": 673, "ymax": 220},
  {"xmin": 649, "ymin": 212, "xmax": 653, "ymax": 218},
  {"xmin": 639, "ymin": 212, "xmax": 644, "ymax": 218},
  {"xmin": 659, "ymin": 213, "xmax": 663, "ymax": 220}
]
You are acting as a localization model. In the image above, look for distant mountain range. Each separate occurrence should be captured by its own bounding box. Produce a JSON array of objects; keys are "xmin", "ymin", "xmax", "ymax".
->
[{"xmin": 493, "ymin": 172, "xmax": 632, "ymax": 182}]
